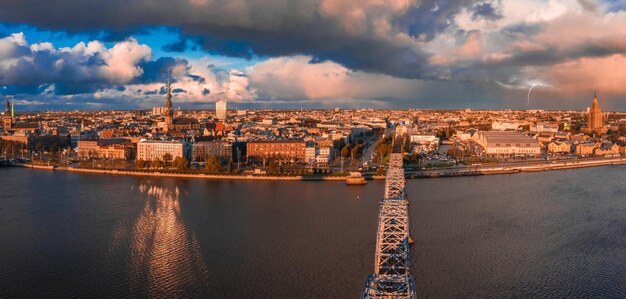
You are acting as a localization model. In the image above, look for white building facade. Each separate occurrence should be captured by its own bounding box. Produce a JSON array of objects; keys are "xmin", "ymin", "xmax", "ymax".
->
[
  {"xmin": 473, "ymin": 131, "xmax": 541, "ymax": 156},
  {"xmin": 137, "ymin": 140, "xmax": 188, "ymax": 161}
]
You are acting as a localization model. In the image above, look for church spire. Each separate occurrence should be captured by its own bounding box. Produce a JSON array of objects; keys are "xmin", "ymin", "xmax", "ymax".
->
[
  {"xmin": 165, "ymin": 79, "xmax": 172, "ymax": 108},
  {"xmin": 11, "ymin": 97, "xmax": 14, "ymax": 118},
  {"xmin": 163, "ymin": 78, "xmax": 174, "ymax": 129}
]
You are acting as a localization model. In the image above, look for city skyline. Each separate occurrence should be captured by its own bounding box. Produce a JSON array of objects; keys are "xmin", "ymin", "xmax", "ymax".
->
[
  {"xmin": 2, "ymin": 1, "xmax": 626, "ymax": 297},
  {"xmin": 1, "ymin": 1, "xmax": 626, "ymax": 110}
]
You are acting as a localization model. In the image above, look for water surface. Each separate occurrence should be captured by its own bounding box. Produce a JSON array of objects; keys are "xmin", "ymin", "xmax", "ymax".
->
[{"xmin": 0, "ymin": 167, "xmax": 624, "ymax": 297}]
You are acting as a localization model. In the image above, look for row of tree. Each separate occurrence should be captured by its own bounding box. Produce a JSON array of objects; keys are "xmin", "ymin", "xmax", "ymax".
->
[
  {"xmin": 0, "ymin": 139, "xmax": 69, "ymax": 158},
  {"xmin": 204, "ymin": 156, "xmax": 236, "ymax": 174},
  {"xmin": 0, "ymin": 139, "xmax": 24, "ymax": 158},
  {"xmin": 135, "ymin": 155, "xmax": 190, "ymax": 171},
  {"xmin": 340, "ymin": 141, "xmax": 365, "ymax": 165}
]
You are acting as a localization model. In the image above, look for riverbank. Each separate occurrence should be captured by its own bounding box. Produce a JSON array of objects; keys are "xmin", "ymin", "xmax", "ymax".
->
[
  {"xmin": 16, "ymin": 164, "xmax": 358, "ymax": 181},
  {"xmin": 393, "ymin": 156, "xmax": 626, "ymax": 178},
  {"xmin": 11, "ymin": 156, "xmax": 626, "ymax": 181}
]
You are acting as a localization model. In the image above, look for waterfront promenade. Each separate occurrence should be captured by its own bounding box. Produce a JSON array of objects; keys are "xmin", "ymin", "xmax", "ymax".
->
[{"xmin": 12, "ymin": 155, "xmax": 626, "ymax": 181}]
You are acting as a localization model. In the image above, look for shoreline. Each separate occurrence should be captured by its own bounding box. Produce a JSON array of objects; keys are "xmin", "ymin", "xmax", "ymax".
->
[
  {"xmin": 8, "ymin": 157, "xmax": 626, "ymax": 181},
  {"xmin": 13, "ymin": 164, "xmax": 365, "ymax": 181}
]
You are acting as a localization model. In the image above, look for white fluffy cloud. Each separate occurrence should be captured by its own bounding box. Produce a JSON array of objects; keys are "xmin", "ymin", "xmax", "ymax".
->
[
  {"xmin": 4, "ymin": 0, "xmax": 626, "ymax": 109},
  {"xmin": 248, "ymin": 55, "xmax": 439, "ymax": 106},
  {"xmin": 0, "ymin": 33, "xmax": 152, "ymax": 85},
  {"xmin": 0, "ymin": 32, "xmax": 259, "ymax": 107}
]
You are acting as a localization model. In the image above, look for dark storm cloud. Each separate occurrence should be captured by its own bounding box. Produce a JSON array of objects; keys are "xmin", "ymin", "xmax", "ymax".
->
[
  {"xmin": 188, "ymin": 74, "xmax": 205, "ymax": 83},
  {"xmin": 162, "ymin": 34, "xmax": 202, "ymax": 53},
  {"xmin": 162, "ymin": 36, "xmax": 188, "ymax": 52},
  {"xmin": 0, "ymin": 0, "xmax": 485, "ymax": 79},
  {"xmin": 472, "ymin": 1, "xmax": 502, "ymax": 21},
  {"xmin": 54, "ymin": 83, "xmax": 104, "ymax": 95},
  {"xmin": 500, "ymin": 23, "xmax": 544, "ymax": 38},
  {"xmin": 0, "ymin": 47, "xmax": 104, "ymax": 86},
  {"xmin": 397, "ymin": 0, "xmax": 475, "ymax": 41},
  {"xmin": 132, "ymin": 57, "xmax": 190, "ymax": 84},
  {"xmin": 483, "ymin": 35, "xmax": 626, "ymax": 69}
]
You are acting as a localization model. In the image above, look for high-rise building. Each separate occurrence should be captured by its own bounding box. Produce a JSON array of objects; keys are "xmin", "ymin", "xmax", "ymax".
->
[
  {"xmin": 587, "ymin": 93, "xmax": 602, "ymax": 133},
  {"xmin": 216, "ymin": 100, "xmax": 227, "ymax": 121}
]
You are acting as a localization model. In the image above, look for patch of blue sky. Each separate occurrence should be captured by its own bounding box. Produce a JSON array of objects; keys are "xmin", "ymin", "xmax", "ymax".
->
[
  {"xmin": 0, "ymin": 23, "xmax": 261, "ymax": 71},
  {"xmin": 135, "ymin": 27, "xmax": 261, "ymax": 70},
  {"xmin": 602, "ymin": 0, "xmax": 626, "ymax": 12}
]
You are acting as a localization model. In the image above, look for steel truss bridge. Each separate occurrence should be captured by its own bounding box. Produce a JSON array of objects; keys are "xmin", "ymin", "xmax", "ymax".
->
[{"xmin": 362, "ymin": 153, "xmax": 416, "ymax": 299}]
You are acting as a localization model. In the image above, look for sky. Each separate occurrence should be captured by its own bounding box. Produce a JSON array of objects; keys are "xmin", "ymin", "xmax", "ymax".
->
[{"xmin": 1, "ymin": 0, "xmax": 626, "ymax": 111}]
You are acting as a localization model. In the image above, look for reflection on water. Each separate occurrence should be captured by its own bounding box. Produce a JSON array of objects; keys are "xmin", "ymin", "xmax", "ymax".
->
[{"xmin": 111, "ymin": 180, "xmax": 210, "ymax": 297}]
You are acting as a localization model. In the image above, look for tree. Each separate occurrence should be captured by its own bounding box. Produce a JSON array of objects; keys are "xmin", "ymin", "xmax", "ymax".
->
[
  {"xmin": 135, "ymin": 159, "xmax": 148, "ymax": 169},
  {"xmin": 227, "ymin": 159, "xmax": 234, "ymax": 174},
  {"xmin": 445, "ymin": 127, "xmax": 452, "ymax": 140},
  {"xmin": 34, "ymin": 143, "xmax": 45, "ymax": 160},
  {"xmin": 267, "ymin": 158, "xmax": 278, "ymax": 175},
  {"xmin": 341, "ymin": 144, "xmax": 352, "ymax": 157},
  {"xmin": 351, "ymin": 143, "xmax": 364, "ymax": 164},
  {"xmin": 4, "ymin": 143, "xmax": 13, "ymax": 157},
  {"xmin": 36, "ymin": 142, "xmax": 44, "ymax": 154},
  {"xmin": 162, "ymin": 153, "xmax": 173, "ymax": 166},
  {"xmin": 333, "ymin": 138, "xmax": 346, "ymax": 150},
  {"xmin": 151, "ymin": 158, "xmax": 163, "ymax": 169},
  {"xmin": 172, "ymin": 156, "xmax": 189, "ymax": 171},
  {"xmin": 402, "ymin": 134, "xmax": 412, "ymax": 153},
  {"xmin": 49, "ymin": 144, "xmax": 59, "ymax": 153},
  {"xmin": 205, "ymin": 156, "xmax": 222, "ymax": 173},
  {"xmin": 374, "ymin": 139, "xmax": 390, "ymax": 159}
]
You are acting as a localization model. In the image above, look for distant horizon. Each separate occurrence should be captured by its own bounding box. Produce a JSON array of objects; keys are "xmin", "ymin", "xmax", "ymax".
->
[
  {"xmin": 3, "ymin": 104, "xmax": 621, "ymax": 114},
  {"xmin": 1, "ymin": 1, "xmax": 626, "ymax": 111}
]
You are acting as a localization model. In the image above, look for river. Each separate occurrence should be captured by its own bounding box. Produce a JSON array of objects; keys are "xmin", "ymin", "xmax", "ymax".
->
[{"xmin": 0, "ymin": 167, "xmax": 624, "ymax": 297}]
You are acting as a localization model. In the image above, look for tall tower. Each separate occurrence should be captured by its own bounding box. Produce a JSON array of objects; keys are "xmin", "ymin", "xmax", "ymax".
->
[
  {"xmin": 3, "ymin": 97, "xmax": 13, "ymax": 132},
  {"xmin": 587, "ymin": 92, "xmax": 602, "ymax": 133},
  {"xmin": 216, "ymin": 100, "xmax": 227, "ymax": 121},
  {"xmin": 164, "ymin": 80, "xmax": 173, "ymax": 130}
]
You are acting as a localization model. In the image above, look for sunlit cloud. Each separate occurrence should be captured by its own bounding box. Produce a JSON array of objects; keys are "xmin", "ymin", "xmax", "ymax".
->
[{"xmin": 1, "ymin": 0, "xmax": 626, "ymax": 109}]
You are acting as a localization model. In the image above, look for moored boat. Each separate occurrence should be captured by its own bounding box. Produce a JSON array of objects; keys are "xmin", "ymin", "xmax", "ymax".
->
[{"xmin": 346, "ymin": 172, "xmax": 368, "ymax": 185}]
